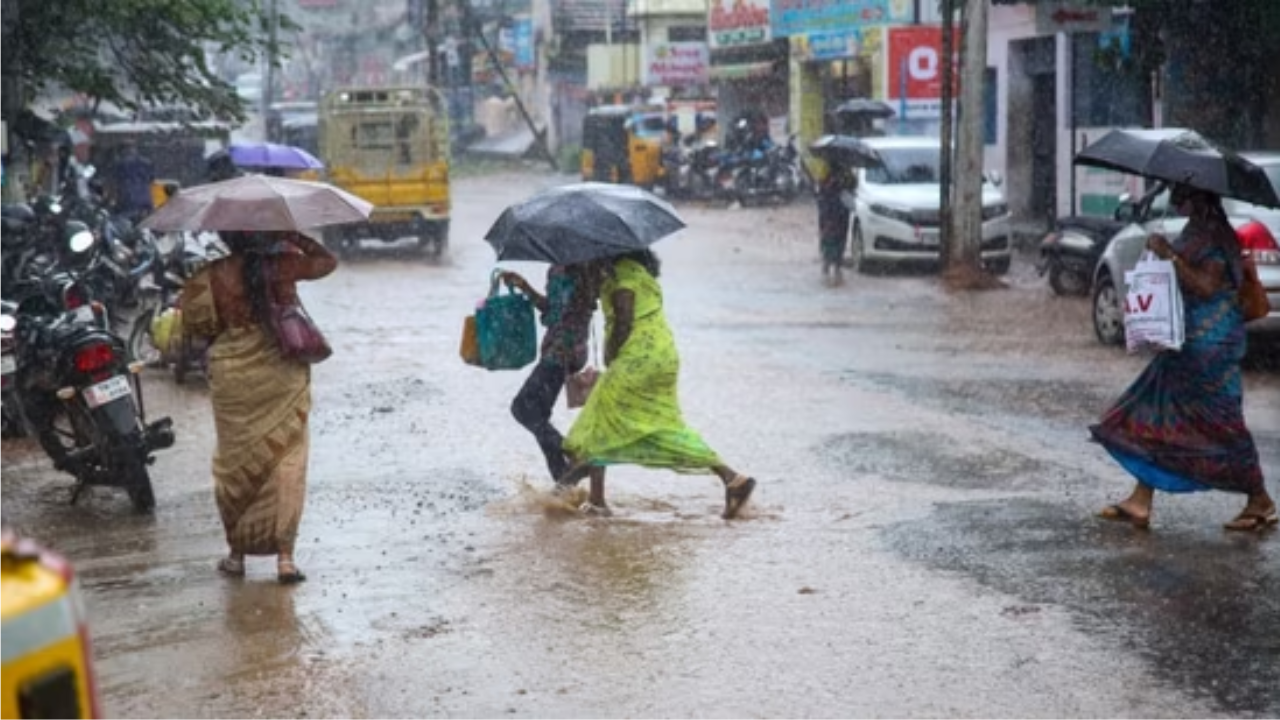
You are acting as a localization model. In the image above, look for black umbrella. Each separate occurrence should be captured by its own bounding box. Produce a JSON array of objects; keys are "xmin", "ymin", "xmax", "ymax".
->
[
  {"xmin": 833, "ymin": 99, "xmax": 897, "ymax": 120},
  {"xmin": 1073, "ymin": 128, "xmax": 1280, "ymax": 208},
  {"xmin": 809, "ymin": 134, "xmax": 883, "ymax": 168},
  {"xmin": 484, "ymin": 182, "xmax": 686, "ymax": 264}
]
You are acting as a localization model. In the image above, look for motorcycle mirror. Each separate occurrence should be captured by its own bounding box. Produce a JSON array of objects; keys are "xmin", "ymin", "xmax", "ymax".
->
[
  {"xmin": 69, "ymin": 230, "xmax": 96, "ymax": 254},
  {"xmin": 0, "ymin": 315, "xmax": 15, "ymax": 333}
]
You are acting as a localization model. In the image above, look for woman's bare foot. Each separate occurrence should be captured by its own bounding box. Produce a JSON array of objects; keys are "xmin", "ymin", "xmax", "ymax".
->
[{"xmin": 217, "ymin": 555, "xmax": 245, "ymax": 577}]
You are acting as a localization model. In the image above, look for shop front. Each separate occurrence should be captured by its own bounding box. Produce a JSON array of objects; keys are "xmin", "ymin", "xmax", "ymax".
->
[{"xmin": 706, "ymin": 0, "xmax": 788, "ymax": 142}]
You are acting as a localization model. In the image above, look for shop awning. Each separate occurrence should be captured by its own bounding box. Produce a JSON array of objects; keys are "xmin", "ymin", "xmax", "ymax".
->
[{"xmin": 708, "ymin": 61, "xmax": 776, "ymax": 81}]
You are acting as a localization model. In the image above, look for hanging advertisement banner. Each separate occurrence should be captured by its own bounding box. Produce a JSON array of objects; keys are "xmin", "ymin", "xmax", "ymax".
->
[
  {"xmin": 885, "ymin": 25, "xmax": 959, "ymax": 117},
  {"xmin": 513, "ymin": 16, "xmax": 535, "ymax": 69},
  {"xmin": 708, "ymin": 0, "xmax": 771, "ymax": 49},
  {"xmin": 792, "ymin": 28, "xmax": 862, "ymax": 62},
  {"xmin": 644, "ymin": 42, "xmax": 710, "ymax": 86},
  {"xmin": 772, "ymin": 0, "xmax": 906, "ymax": 38}
]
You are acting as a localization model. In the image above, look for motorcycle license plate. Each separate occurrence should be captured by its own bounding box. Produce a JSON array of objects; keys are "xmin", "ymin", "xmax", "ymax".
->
[
  {"xmin": 83, "ymin": 375, "xmax": 132, "ymax": 409},
  {"xmin": 1, "ymin": 354, "xmax": 14, "ymax": 376}
]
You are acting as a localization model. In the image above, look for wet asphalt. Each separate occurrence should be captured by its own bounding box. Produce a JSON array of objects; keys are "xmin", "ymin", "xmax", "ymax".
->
[{"xmin": 2, "ymin": 168, "xmax": 1277, "ymax": 719}]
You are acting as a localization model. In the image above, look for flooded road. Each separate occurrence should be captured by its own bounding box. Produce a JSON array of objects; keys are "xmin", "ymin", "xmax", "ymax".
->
[{"xmin": 3, "ymin": 169, "xmax": 1277, "ymax": 718}]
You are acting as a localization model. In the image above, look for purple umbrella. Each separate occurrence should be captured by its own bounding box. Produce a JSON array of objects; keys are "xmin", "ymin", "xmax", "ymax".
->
[{"xmin": 227, "ymin": 142, "xmax": 324, "ymax": 170}]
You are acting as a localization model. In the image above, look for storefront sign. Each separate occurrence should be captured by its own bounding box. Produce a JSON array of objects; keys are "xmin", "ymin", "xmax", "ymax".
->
[
  {"xmin": 708, "ymin": 0, "xmax": 771, "ymax": 49},
  {"xmin": 1036, "ymin": 2, "xmax": 1113, "ymax": 35},
  {"xmin": 772, "ymin": 0, "xmax": 901, "ymax": 38},
  {"xmin": 793, "ymin": 28, "xmax": 862, "ymax": 61},
  {"xmin": 644, "ymin": 42, "xmax": 710, "ymax": 85},
  {"xmin": 886, "ymin": 25, "xmax": 959, "ymax": 114},
  {"xmin": 512, "ymin": 17, "xmax": 535, "ymax": 69}
]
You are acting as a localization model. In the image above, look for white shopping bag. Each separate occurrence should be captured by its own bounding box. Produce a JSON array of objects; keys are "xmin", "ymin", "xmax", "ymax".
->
[{"xmin": 1123, "ymin": 251, "xmax": 1185, "ymax": 353}]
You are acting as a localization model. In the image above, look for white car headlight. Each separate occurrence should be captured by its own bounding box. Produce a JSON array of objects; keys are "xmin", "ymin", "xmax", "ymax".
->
[{"xmin": 869, "ymin": 203, "xmax": 915, "ymax": 224}]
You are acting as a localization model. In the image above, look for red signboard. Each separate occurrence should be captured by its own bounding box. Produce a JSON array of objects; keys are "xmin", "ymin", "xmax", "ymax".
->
[{"xmin": 886, "ymin": 26, "xmax": 960, "ymax": 100}]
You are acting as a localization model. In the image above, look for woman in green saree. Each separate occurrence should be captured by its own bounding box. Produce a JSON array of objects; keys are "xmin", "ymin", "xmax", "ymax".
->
[{"xmin": 559, "ymin": 250, "xmax": 758, "ymax": 519}]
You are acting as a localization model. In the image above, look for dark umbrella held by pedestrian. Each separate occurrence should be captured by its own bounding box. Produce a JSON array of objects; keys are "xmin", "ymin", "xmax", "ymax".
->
[
  {"xmin": 809, "ymin": 134, "xmax": 883, "ymax": 168},
  {"xmin": 1073, "ymin": 128, "xmax": 1280, "ymax": 208},
  {"xmin": 484, "ymin": 182, "xmax": 686, "ymax": 265},
  {"xmin": 832, "ymin": 99, "xmax": 898, "ymax": 120}
]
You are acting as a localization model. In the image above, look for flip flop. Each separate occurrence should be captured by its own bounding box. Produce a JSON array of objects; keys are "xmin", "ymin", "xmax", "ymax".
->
[
  {"xmin": 277, "ymin": 562, "xmax": 307, "ymax": 585},
  {"xmin": 1098, "ymin": 504, "xmax": 1150, "ymax": 530},
  {"xmin": 723, "ymin": 475, "xmax": 757, "ymax": 520},
  {"xmin": 1223, "ymin": 508, "xmax": 1279, "ymax": 532},
  {"xmin": 216, "ymin": 557, "xmax": 245, "ymax": 577}
]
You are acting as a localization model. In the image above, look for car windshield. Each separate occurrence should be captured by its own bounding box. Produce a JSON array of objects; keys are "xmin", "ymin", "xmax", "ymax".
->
[{"xmin": 866, "ymin": 147, "xmax": 941, "ymax": 184}]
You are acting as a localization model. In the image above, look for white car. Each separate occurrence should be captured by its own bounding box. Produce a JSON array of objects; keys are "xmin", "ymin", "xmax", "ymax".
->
[{"xmin": 841, "ymin": 136, "xmax": 1012, "ymax": 274}]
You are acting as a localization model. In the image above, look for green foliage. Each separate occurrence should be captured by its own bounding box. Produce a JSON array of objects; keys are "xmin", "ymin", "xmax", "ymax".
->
[{"xmin": 3, "ymin": 0, "xmax": 298, "ymax": 122}]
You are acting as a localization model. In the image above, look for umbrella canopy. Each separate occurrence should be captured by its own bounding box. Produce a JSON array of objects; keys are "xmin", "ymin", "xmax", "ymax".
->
[
  {"xmin": 809, "ymin": 134, "xmax": 883, "ymax": 167},
  {"xmin": 833, "ymin": 99, "xmax": 897, "ymax": 120},
  {"xmin": 227, "ymin": 141, "xmax": 324, "ymax": 170},
  {"xmin": 484, "ymin": 182, "xmax": 686, "ymax": 264},
  {"xmin": 1074, "ymin": 128, "xmax": 1280, "ymax": 208},
  {"xmin": 140, "ymin": 174, "xmax": 373, "ymax": 232}
]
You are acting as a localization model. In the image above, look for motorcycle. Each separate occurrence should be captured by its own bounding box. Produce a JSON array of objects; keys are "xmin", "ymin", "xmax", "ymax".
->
[
  {"xmin": 146, "ymin": 231, "xmax": 223, "ymax": 383},
  {"xmin": 3, "ymin": 227, "xmax": 175, "ymax": 512},
  {"xmin": 1036, "ymin": 216, "xmax": 1123, "ymax": 296}
]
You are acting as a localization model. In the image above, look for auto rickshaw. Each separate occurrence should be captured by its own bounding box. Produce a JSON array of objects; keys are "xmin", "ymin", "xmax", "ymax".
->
[
  {"xmin": 580, "ymin": 105, "xmax": 668, "ymax": 189},
  {"xmin": 1, "ymin": 530, "xmax": 100, "ymax": 719}
]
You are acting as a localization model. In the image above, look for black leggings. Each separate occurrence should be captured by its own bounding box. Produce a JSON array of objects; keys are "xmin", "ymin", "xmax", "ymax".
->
[{"xmin": 511, "ymin": 361, "xmax": 571, "ymax": 480}]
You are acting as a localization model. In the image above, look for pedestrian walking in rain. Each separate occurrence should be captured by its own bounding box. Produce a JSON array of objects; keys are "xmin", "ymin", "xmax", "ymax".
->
[
  {"xmin": 181, "ymin": 230, "xmax": 338, "ymax": 582},
  {"xmin": 1092, "ymin": 184, "xmax": 1275, "ymax": 531},
  {"xmin": 556, "ymin": 250, "xmax": 759, "ymax": 519},
  {"xmin": 816, "ymin": 159, "xmax": 854, "ymax": 286},
  {"xmin": 499, "ymin": 264, "xmax": 602, "ymax": 481},
  {"xmin": 110, "ymin": 141, "xmax": 155, "ymax": 222}
]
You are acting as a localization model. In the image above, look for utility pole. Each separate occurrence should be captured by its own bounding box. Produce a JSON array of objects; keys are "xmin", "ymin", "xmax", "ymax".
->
[
  {"xmin": 948, "ymin": 0, "xmax": 987, "ymax": 273},
  {"xmin": 938, "ymin": 0, "xmax": 955, "ymax": 266},
  {"xmin": 261, "ymin": 0, "xmax": 279, "ymax": 136}
]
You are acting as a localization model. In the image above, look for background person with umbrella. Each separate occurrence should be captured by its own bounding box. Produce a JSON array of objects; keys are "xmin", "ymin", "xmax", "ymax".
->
[
  {"xmin": 145, "ymin": 174, "xmax": 370, "ymax": 581},
  {"xmin": 809, "ymin": 135, "xmax": 877, "ymax": 287},
  {"xmin": 1074, "ymin": 130, "xmax": 1277, "ymax": 530}
]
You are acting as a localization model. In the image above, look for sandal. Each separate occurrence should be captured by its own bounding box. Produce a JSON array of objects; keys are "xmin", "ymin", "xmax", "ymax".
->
[
  {"xmin": 1098, "ymin": 504, "xmax": 1150, "ymax": 530},
  {"xmin": 1224, "ymin": 508, "xmax": 1278, "ymax": 532},
  {"xmin": 277, "ymin": 561, "xmax": 307, "ymax": 585},
  {"xmin": 580, "ymin": 501, "xmax": 613, "ymax": 518},
  {"xmin": 216, "ymin": 557, "xmax": 245, "ymax": 577},
  {"xmin": 722, "ymin": 475, "xmax": 757, "ymax": 520}
]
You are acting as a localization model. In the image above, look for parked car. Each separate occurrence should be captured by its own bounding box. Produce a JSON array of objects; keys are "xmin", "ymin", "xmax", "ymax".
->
[
  {"xmin": 1090, "ymin": 152, "xmax": 1280, "ymax": 346},
  {"xmin": 841, "ymin": 136, "xmax": 1013, "ymax": 274}
]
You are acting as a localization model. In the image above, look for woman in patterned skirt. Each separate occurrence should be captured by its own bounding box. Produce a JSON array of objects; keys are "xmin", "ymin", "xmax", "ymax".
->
[{"xmin": 1092, "ymin": 184, "xmax": 1274, "ymax": 531}]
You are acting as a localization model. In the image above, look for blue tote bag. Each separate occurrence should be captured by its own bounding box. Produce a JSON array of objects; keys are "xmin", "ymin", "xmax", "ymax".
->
[{"xmin": 476, "ymin": 272, "xmax": 537, "ymax": 371}]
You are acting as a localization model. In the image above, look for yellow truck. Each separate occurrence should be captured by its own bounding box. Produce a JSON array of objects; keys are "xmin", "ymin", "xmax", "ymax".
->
[
  {"xmin": 318, "ymin": 86, "xmax": 451, "ymax": 257},
  {"xmin": 1, "ymin": 531, "xmax": 100, "ymax": 719}
]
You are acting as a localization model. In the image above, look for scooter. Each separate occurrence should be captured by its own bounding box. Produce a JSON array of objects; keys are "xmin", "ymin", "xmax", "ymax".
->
[{"xmin": 1036, "ymin": 216, "xmax": 1123, "ymax": 296}]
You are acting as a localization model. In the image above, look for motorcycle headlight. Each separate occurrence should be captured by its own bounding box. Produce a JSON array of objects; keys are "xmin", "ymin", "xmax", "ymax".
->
[{"xmin": 869, "ymin": 203, "xmax": 915, "ymax": 224}]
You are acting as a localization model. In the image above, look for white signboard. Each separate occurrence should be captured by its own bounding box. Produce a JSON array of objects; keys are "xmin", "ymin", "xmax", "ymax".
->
[
  {"xmin": 643, "ymin": 42, "xmax": 710, "ymax": 86},
  {"xmin": 1036, "ymin": 2, "xmax": 1113, "ymax": 35},
  {"xmin": 708, "ymin": 0, "xmax": 771, "ymax": 49}
]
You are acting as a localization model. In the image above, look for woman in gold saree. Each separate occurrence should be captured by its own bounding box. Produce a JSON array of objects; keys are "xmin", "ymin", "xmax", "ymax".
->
[{"xmin": 181, "ymin": 231, "xmax": 336, "ymax": 583}]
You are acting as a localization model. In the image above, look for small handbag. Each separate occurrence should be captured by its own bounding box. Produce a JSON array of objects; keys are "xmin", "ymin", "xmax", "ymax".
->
[
  {"xmin": 265, "ymin": 258, "xmax": 332, "ymax": 364},
  {"xmin": 1240, "ymin": 255, "xmax": 1272, "ymax": 322},
  {"xmin": 566, "ymin": 321, "xmax": 600, "ymax": 409},
  {"xmin": 475, "ymin": 270, "xmax": 537, "ymax": 371}
]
